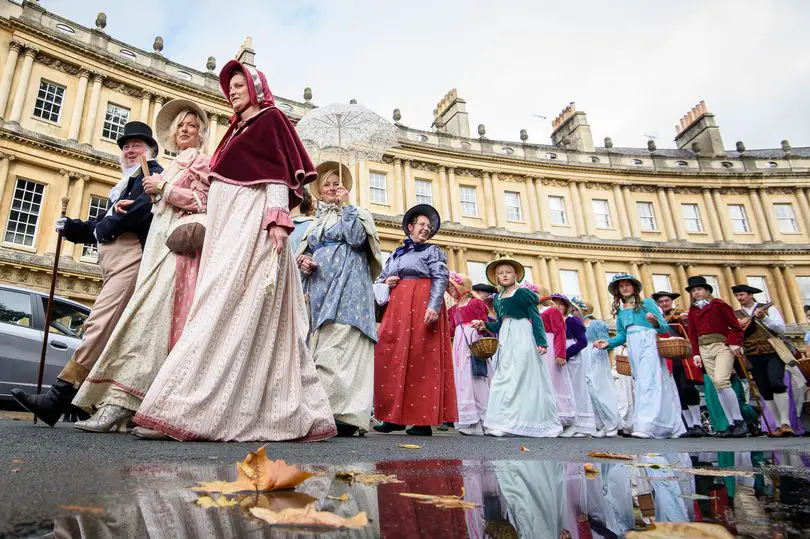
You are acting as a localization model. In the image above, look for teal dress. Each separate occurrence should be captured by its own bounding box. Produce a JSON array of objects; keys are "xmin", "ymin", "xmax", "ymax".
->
[{"xmin": 482, "ymin": 287, "xmax": 562, "ymax": 437}]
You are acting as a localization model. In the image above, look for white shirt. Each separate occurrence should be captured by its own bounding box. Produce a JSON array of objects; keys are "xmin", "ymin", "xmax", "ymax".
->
[{"xmin": 741, "ymin": 303, "xmax": 785, "ymax": 334}]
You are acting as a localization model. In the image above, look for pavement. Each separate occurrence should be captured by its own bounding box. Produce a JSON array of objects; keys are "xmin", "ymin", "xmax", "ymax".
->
[{"xmin": 1, "ymin": 415, "xmax": 808, "ymax": 537}]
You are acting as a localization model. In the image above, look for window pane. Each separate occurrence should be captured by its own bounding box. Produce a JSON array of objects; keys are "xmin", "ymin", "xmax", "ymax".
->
[
  {"xmin": 592, "ymin": 199, "xmax": 611, "ymax": 229},
  {"xmin": 559, "ymin": 269, "xmax": 581, "ymax": 297},
  {"xmin": 369, "ymin": 172, "xmax": 387, "ymax": 204},
  {"xmin": 636, "ymin": 201, "xmax": 657, "ymax": 231},
  {"xmin": 460, "ymin": 186, "xmax": 478, "ymax": 217},
  {"xmin": 0, "ymin": 289, "xmax": 33, "ymax": 328},
  {"xmin": 652, "ymin": 274, "xmax": 671, "ymax": 293},
  {"xmin": 745, "ymin": 276, "xmax": 771, "ymax": 303},
  {"xmin": 728, "ymin": 204, "xmax": 750, "ymax": 233},
  {"xmin": 42, "ymin": 298, "xmax": 89, "ymax": 338},
  {"xmin": 774, "ymin": 203, "xmax": 798, "ymax": 233},
  {"xmin": 700, "ymin": 275, "xmax": 720, "ymax": 297},
  {"xmin": 81, "ymin": 195, "xmax": 109, "ymax": 261},
  {"xmin": 681, "ymin": 203, "xmax": 703, "ymax": 233},
  {"xmin": 522, "ymin": 265, "xmax": 533, "ymax": 283},
  {"xmin": 505, "ymin": 191, "xmax": 522, "ymax": 221},
  {"xmin": 796, "ymin": 276, "xmax": 810, "ymax": 314},
  {"xmin": 4, "ymin": 179, "xmax": 44, "ymax": 247},
  {"xmin": 549, "ymin": 196, "xmax": 567, "ymax": 225},
  {"xmin": 33, "ymin": 80, "xmax": 65, "ymax": 123},
  {"xmin": 101, "ymin": 103, "xmax": 130, "ymax": 140},
  {"xmin": 415, "ymin": 179, "xmax": 432, "ymax": 205},
  {"xmin": 467, "ymin": 261, "xmax": 487, "ymax": 285}
]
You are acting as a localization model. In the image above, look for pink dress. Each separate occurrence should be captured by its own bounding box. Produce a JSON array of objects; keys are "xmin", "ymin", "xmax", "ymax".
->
[
  {"xmin": 541, "ymin": 307, "xmax": 576, "ymax": 426},
  {"xmin": 448, "ymin": 298, "xmax": 492, "ymax": 428}
]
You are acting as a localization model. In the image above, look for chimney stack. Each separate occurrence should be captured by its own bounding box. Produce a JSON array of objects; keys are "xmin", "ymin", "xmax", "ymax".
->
[
  {"xmin": 550, "ymin": 102, "xmax": 594, "ymax": 152},
  {"xmin": 432, "ymin": 89, "xmax": 470, "ymax": 138},
  {"xmin": 236, "ymin": 36, "xmax": 255, "ymax": 66},
  {"xmin": 674, "ymin": 100, "xmax": 725, "ymax": 156}
]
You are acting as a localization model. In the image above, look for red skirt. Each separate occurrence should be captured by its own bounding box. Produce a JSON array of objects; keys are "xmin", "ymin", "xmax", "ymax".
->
[{"xmin": 374, "ymin": 278, "xmax": 457, "ymax": 425}]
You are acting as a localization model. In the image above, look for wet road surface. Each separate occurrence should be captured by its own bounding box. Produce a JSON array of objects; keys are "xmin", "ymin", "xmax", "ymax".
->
[{"xmin": 1, "ymin": 417, "xmax": 809, "ymax": 538}]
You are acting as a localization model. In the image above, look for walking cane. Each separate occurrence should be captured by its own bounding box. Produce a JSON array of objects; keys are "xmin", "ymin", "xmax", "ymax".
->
[
  {"xmin": 733, "ymin": 348, "xmax": 773, "ymax": 435},
  {"xmin": 33, "ymin": 197, "xmax": 70, "ymax": 424}
]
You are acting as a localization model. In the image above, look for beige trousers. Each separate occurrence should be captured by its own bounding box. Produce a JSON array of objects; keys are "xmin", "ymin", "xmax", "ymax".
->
[
  {"xmin": 58, "ymin": 233, "xmax": 142, "ymax": 387},
  {"xmin": 698, "ymin": 341, "xmax": 735, "ymax": 390}
]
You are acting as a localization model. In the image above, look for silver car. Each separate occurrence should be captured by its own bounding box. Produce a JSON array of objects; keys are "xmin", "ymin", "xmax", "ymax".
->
[{"xmin": 0, "ymin": 284, "xmax": 89, "ymax": 400}]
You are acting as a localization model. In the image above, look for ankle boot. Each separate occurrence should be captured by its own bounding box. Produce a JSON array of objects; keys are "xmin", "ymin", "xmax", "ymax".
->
[
  {"xmin": 372, "ymin": 421, "xmax": 406, "ymax": 433},
  {"xmin": 11, "ymin": 380, "xmax": 89, "ymax": 427}
]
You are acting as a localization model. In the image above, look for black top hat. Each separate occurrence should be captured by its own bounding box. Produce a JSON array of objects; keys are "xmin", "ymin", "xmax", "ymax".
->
[
  {"xmin": 651, "ymin": 291, "xmax": 681, "ymax": 301},
  {"xmin": 685, "ymin": 276, "xmax": 713, "ymax": 293},
  {"xmin": 117, "ymin": 121, "xmax": 158, "ymax": 150},
  {"xmin": 402, "ymin": 204, "xmax": 441, "ymax": 239},
  {"xmin": 731, "ymin": 284, "xmax": 762, "ymax": 295},
  {"xmin": 472, "ymin": 283, "xmax": 498, "ymax": 295}
]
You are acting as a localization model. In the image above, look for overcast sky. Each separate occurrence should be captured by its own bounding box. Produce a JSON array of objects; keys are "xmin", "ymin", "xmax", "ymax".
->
[{"xmin": 41, "ymin": 0, "xmax": 810, "ymax": 150}]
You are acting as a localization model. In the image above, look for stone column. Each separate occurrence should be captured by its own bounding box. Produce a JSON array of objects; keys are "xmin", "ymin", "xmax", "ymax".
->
[
  {"xmin": 139, "ymin": 91, "xmax": 152, "ymax": 122},
  {"xmin": 759, "ymin": 189, "xmax": 781, "ymax": 242},
  {"xmin": 491, "ymin": 172, "xmax": 507, "ymax": 228},
  {"xmin": 711, "ymin": 189, "xmax": 733, "ymax": 242},
  {"xmin": 403, "ymin": 160, "xmax": 414, "ymax": 209},
  {"xmin": 0, "ymin": 40, "xmax": 23, "ymax": 120},
  {"xmin": 583, "ymin": 259, "xmax": 602, "ymax": 318},
  {"xmin": 666, "ymin": 187, "xmax": 687, "ymax": 240},
  {"xmin": 524, "ymin": 176, "xmax": 540, "ymax": 232},
  {"xmin": 569, "ymin": 181, "xmax": 585, "ymax": 235},
  {"xmin": 722, "ymin": 264, "xmax": 736, "ymax": 302},
  {"xmin": 8, "ymin": 47, "xmax": 38, "ymax": 124},
  {"xmin": 80, "ymin": 73, "xmax": 104, "ymax": 145},
  {"xmin": 392, "ymin": 158, "xmax": 404, "ymax": 214},
  {"xmin": 657, "ymin": 187, "xmax": 677, "ymax": 240},
  {"xmin": 701, "ymin": 188, "xmax": 723, "ymax": 242},
  {"xmin": 150, "ymin": 96, "xmax": 164, "ymax": 127},
  {"xmin": 594, "ymin": 259, "xmax": 610, "ymax": 318},
  {"xmin": 613, "ymin": 183, "xmax": 631, "ymax": 238},
  {"xmin": 579, "ymin": 181, "xmax": 595, "ymax": 236},
  {"xmin": 357, "ymin": 160, "xmax": 368, "ymax": 208},
  {"xmin": 457, "ymin": 247, "xmax": 467, "ymax": 273},
  {"xmin": 639, "ymin": 262, "xmax": 654, "ymax": 297},
  {"xmin": 781, "ymin": 264, "xmax": 804, "ymax": 324},
  {"xmin": 622, "ymin": 186, "xmax": 641, "ymax": 238},
  {"xmin": 437, "ymin": 165, "xmax": 450, "ymax": 221},
  {"xmin": 447, "ymin": 167, "xmax": 460, "ymax": 221},
  {"xmin": 548, "ymin": 256, "xmax": 561, "ymax": 292},
  {"xmin": 536, "ymin": 178, "xmax": 550, "ymax": 233},
  {"xmin": 793, "ymin": 187, "xmax": 810, "ymax": 234},
  {"xmin": 732, "ymin": 264, "xmax": 745, "ymax": 285},
  {"xmin": 67, "ymin": 70, "xmax": 90, "ymax": 141},
  {"xmin": 537, "ymin": 256, "xmax": 551, "ymax": 288},
  {"xmin": 771, "ymin": 264, "xmax": 796, "ymax": 324},
  {"xmin": 675, "ymin": 263, "xmax": 689, "ymax": 293},
  {"xmin": 206, "ymin": 112, "xmax": 219, "ymax": 154},
  {"xmin": 66, "ymin": 174, "xmax": 86, "ymax": 219},
  {"xmin": 482, "ymin": 171, "xmax": 497, "ymax": 227},
  {"xmin": 749, "ymin": 188, "xmax": 772, "ymax": 242},
  {"xmin": 0, "ymin": 154, "xmax": 15, "ymax": 209}
]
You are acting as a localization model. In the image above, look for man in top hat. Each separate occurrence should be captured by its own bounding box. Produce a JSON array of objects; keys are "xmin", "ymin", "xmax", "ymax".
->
[
  {"xmin": 732, "ymin": 284, "xmax": 794, "ymax": 436},
  {"xmin": 12, "ymin": 121, "xmax": 163, "ymax": 426},
  {"xmin": 653, "ymin": 291, "xmax": 705, "ymax": 437},
  {"xmin": 685, "ymin": 276, "xmax": 748, "ymax": 437}
]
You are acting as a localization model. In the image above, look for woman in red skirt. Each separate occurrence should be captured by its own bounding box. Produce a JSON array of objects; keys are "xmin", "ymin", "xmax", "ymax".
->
[{"xmin": 372, "ymin": 204, "xmax": 457, "ymax": 436}]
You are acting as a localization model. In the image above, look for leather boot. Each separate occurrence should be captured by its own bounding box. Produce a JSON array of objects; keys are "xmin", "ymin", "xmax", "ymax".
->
[
  {"xmin": 10, "ymin": 379, "xmax": 89, "ymax": 427},
  {"xmin": 373, "ymin": 421, "xmax": 406, "ymax": 433}
]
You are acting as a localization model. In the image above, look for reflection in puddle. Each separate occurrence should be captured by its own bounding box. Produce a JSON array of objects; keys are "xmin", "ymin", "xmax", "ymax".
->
[{"xmin": 39, "ymin": 452, "xmax": 810, "ymax": 538}]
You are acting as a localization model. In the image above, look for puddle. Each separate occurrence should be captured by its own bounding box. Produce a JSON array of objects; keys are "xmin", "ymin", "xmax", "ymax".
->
[{"xmin": 4, "ymin": 451, "xmax": 810, "ymax": 538}]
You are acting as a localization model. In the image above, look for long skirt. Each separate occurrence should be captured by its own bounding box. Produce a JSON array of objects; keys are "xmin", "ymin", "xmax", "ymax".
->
[
  {"xmin": 626, "ymin": 327, "xmax": 685, "ymax": 438},
  {"xmin": 374, "ymin": 279, "xmax": 457, "ymax": 426},
  {"xmin": 134, "ymin": 181, "xmax": 336, "ymax": 442},
  {"xmin": 614, "ymin": 366, "xmax": 635, "ymax": 433},
  {"xmin": 542, "ymin": 331, "xmax": 576, "ymax": 426},
  {"xmin": 453, "ymin": 323, "xmax": 491, "ymax": 428},
  {"xmin": 759, "ymin": 371, "xmax": 806, "ymax": 435},
  {"xmin": 585, "ymin": 345, "xmax": 621, "ymax": 433},
  {"xmin": 601, "ymin": 463, "xmax": 635, "ymax": 537},
  {"xmin": 494, "ymin": 461, "xmax": 565, "ymax": 538},
  {"xmin": 566, "ymin": 338, "xmax": 596, "ymax": 434},
  {"xmin": 563, "ymin": 463, "xmax": 587, "ymax": 538},
  {"xmin": 483, "ymin": 318, "xmax": 562, "ymax": 437},
  {"xmin": 310, "ymin": 322, "xmax": 374, "ymax": 430}
]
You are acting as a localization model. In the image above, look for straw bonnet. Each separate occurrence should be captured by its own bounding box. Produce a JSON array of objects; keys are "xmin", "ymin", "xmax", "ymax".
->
[
  {"xmin": 310, "ymin": 161, "xmax": 353, "ymax": 202},
  {"xmin": 485, "ymin": 258, "xmax": 525, "ymax": 286},
  {"xmin": 607, "ymin": 272, "xmax": 642, "ymax": 296},
  {"xmin": 155, "ymin": 98, "xmax": 209, "ymax": 152}
]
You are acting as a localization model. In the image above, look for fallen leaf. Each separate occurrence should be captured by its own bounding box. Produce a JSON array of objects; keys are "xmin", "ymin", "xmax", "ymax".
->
[
  {"xmin": 678, "ymin": 468, "xmax": 756, "ymax": 478},
  {"xmin": 583, "ymin": 463, "xmax": 600, "ymax": 479},
  {"xmin": 10, "ymin": 468, "xmax": 20, "ymax": 473},
  {"xmin": 194, "ymin": 447, "xmax": 313, "ymax": 494},
  {"xmin": 626, "ymin": 522, "xmax": 735, "ymax": 538},
  {"xmin": 587, "ymin": 451, "xmax": 634, "ymax": 460},
  {"xmin": 59, "ymin": 505, "xmax": 105, "ymax": 515},
  {"xmin": 398, "ymin": 443, "xmax": 422, "ymax": 449},
  {"xmin": 519, "ymin": 445, "xmax": 530, "ymax": 452},
  {"xmin": 250, "ymin": 503, "xmax": 368, "ymax": 529},
  {"xmin": 196, "ymin": 495, "xmax": 238, "ymax": 509},
  {"xmin": 335, "ymin": 471, "xmax": 403, "ymax": 485},
  {"xmin": 237, "ymin": 491, "xmax": 316, "ymax": 514},
  {"xmin": 327, "ymin": 494, "xmax": 349, "ymax": 502},
  {"xmin": 11, "ymin": 459, "xmax": 23, "ymax": 465},
  {"xmin": 399, "ymin": 488, "xmax": 478, "ymax": 510}
]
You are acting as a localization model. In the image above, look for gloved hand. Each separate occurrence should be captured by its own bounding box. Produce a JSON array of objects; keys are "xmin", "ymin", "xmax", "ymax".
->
[{"xmin": 55, "ymin": 217, "xmax": 67, "ymax": 232}]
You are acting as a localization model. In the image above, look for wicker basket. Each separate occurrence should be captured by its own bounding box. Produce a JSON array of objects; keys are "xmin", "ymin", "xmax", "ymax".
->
[
  {"xmin": 797, "ymin": 356, "xmax": 810, "ymax": 387},
  {"xmin": 470, "ymin": 337, "xmax": 500, "ymax": 360},
  {"xmin": 615, "ymin": 349, "xmax": 632, "ymax": 377},
  {"xmin": 637, "ymin": 493, "xmax": 656, "ymax": 518},
  {"xmin": 657, "ymin": 336, "xmax": 692, "ymax": 360}
]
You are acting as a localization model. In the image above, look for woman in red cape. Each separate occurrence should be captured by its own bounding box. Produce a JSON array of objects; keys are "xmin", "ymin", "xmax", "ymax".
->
[
  {"xmin": 134, "ymin": 60, "xmax": 336, "ymax": 442},
  {"xmin": 372, "ymin": 204, "xmax": 457, "ymax": 436}
]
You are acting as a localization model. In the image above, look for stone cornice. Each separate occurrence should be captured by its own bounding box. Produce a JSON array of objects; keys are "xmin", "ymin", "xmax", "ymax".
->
[{"xmin": 0, "ymin": 124, "xmax": 120, "ymax": 171}]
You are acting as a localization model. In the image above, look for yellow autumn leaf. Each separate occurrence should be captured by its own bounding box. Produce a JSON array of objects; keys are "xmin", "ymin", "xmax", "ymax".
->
[
  {"xmin": 335, "ymin": 471, "xmax": 403, "ymax": 485},
  {"xmin": 519, "ymin": 445, "xmax": 530, "ymax": 452},
  {"xmin": 250, "ymin": 503, "xmax": 368, "ymax": 529},
  {"xmin": 327, "ymin": 493, "xmax": 350, "ymax": 501},
  {"xmin": 626, "ymin": 522, "xmax": 735, "ymax": 538},
  {"xmin": 399, "ymin": 488, "xmax": 479, "ymax": 510},
  {"xmin": 59, "ymin": 505, "xmax": 105, "ymax": 515},
  {"xmin": 196, "ymin": 495, "xmax": 238, "ymax": 509},
  {"xmin": 587, "ymin": 451, "xmax": 634, "ymax": 460},
  {"xmin": 584, "ymin": 463, "xmax": 600, "ymax": 479},
  {"xmin": 398, "ymin": 443, "xmax": 422, "ymax": 449},
  {"xmin": 194, "ymin": 446, "xmax": 313, "ymax": 494}
]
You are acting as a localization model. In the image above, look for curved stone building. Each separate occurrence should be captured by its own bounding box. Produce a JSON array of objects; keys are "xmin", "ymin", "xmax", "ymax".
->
[{"xmin": 1, "ymin": 1, "xmax": 808, "ymax": 336}]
